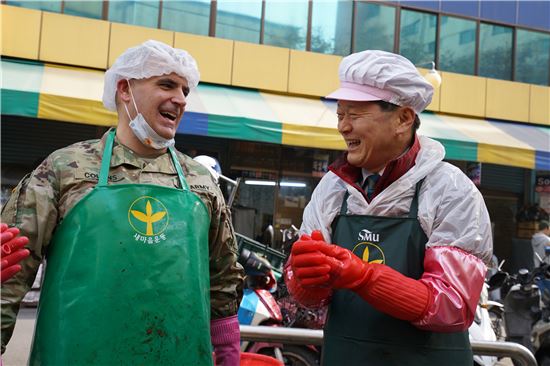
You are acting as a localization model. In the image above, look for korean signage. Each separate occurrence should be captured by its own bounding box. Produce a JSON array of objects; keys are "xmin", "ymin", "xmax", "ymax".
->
[
  {"xmin": 536, "ymin": 175, "xmax": 550, "ymax": 193},
  {"xmin": 536, "ymin": 175, "xmax": 550, "ymax": 214}
]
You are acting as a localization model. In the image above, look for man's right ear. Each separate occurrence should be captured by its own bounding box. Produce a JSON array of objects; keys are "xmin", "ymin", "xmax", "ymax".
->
[{"xmin": 116, "ymin": 79, "xmax": 131, "ymax": 103}]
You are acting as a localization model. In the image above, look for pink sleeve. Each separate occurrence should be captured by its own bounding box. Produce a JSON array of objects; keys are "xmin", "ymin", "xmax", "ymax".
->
[
  {"xmin": 211, "ymin": 315, "xmax": 240, "ymax": 366},
  {"xmin": 412, "ymin": 246, "xmax": 486, "ymax": 332}
]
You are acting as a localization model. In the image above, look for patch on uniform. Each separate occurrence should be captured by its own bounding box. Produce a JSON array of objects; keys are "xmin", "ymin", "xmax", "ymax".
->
[
  {"xmin": 190, "ymin": 184, "xmax": 211, "ymax": 191},
  {"xmin": 75, "ymin": 169, "xmax": 124, "ymax": 182},
  {"xmin": 3, "ymin": 173, "xmax": 31, "ymax": 217}
]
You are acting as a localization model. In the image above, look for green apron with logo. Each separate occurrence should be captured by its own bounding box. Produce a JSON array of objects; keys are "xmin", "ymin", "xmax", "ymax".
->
[
  {"xmin": 29, "ymin": 130, "xmax": 213, "ymax": 365},
  {"xmin": 323, "ymin": 180, "xmax": 472, "ymax": 366}
]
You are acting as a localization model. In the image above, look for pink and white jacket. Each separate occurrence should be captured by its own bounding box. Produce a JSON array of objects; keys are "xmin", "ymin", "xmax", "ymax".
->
[{"xmin": 299, "ymin": 135, "xmax": 492, "ymax": 332}]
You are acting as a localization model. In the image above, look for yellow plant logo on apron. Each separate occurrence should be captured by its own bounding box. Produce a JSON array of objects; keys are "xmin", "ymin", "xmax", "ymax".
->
[
  {"xmin": 128, "ymin": 196, "xmax": 170, "ymax": 243},
  {"xmin": 352, "ymin": 242, "xmax": 385, "ymax": 264}
]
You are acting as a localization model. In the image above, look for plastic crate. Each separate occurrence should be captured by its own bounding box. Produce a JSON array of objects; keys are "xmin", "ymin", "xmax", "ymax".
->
[
  {"xmin": 236, "ymin": 233, "xmax": 286, "ymax": 274},
  {"xmin": 240, "ymin": 352, "xmax": 283, "ymax": 366}
]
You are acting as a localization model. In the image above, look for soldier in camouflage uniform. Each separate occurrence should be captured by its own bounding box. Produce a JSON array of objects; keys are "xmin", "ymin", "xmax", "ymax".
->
[{"xmin": 1, "ymin": 40, "xmax": 244, "ymax": 365}]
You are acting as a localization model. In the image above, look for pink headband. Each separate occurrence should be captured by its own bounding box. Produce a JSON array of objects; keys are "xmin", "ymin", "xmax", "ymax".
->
[
  {"xmin": 325, "ymin": 81, "xmax": 400, "ymax": 103},
  {"xmin": 339, "ymin": 81, "xmax": 398, "ymax": 101}
]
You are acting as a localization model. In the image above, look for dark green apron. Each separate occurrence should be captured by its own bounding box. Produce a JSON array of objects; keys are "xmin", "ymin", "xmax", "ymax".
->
[
  {"xmin": 323, "ymin": 180, "xmax": 472, "ymax": 366},
  {"xmin": 30, "ymin": 130, "xmax": 213, "ymax": 365}
]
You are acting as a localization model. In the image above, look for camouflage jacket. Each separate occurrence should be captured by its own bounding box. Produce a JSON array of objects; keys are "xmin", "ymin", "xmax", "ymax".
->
[{"xmin": 1, "ymin": 130, "xmax": 244, "ymax": 352}]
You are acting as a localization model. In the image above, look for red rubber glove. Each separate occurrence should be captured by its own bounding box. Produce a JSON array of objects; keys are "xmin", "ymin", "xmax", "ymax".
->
[
  {"xmin": 1, "ymin": 223, "xmax": 30, "ymax": 283},
  {"xmin": 291, "ymin": 230, "xmax": 432, "ymax": 322},
  {"xmin": 291, "ymin": 230, "xmax": 369, "ymax": 289},
  {"xmin": 284, "ymin": 257, "xmax": 332, "ymax": 308},
  {"xmin": 289, "ymin": 232, "xmax": 332, "ymax": 286}
]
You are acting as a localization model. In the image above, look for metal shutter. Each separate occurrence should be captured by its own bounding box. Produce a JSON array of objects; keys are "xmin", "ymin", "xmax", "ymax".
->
[
  {"xmin": 481, "ymin": 163, "xmax": 526, "ymax": 194},
  {"xmin": 1, "ymin": 116, "xmax": 103, "ymax": 166}
]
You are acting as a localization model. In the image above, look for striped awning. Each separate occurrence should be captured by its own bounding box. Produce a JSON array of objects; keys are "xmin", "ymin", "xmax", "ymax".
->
[{"xmin": 2, "ymin": 58, "xmax": 549, "ymax": 170}]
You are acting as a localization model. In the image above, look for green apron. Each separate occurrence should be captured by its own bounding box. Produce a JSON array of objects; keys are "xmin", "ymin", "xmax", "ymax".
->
[
  {"xmin": 29, "ymin": 130, "xmax": 213, "ymax": 365},
  {"xmin": 323, "ymin": 180, "xmax": 472, "ymax": 366}
]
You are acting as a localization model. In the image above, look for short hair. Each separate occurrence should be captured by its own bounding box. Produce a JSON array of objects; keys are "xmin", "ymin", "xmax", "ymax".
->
[
  {"xmin": 373, "ymin": 100, "xmax": 421, "ymax": 130},
  {"xmin": 540, "ymin": 221, "xmax": 550, "ymax": 231}
]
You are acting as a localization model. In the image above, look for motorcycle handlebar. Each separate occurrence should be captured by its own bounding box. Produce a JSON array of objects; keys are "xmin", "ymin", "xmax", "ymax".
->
[{"xmin": 489, "ymin": 264, "xmax": 550, "ymax": 292}]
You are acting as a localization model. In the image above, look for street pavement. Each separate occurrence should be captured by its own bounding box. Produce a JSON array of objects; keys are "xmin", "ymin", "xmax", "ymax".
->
[
  {"xmin": 2, "ymin": 307, "xmax": 514, "ymax": 366},
  {"xmin": 3, "ymin": 307, "xmax": 34, "ymax": 366}
]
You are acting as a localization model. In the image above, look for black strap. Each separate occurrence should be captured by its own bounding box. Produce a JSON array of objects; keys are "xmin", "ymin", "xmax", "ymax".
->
[{"xmin": 408, "ymin": 178, "xmax": 424, "ymax": 218}]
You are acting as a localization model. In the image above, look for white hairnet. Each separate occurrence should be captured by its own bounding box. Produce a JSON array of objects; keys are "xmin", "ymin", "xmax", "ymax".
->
[
  {"xmin": 326, "ymin": 50, "xmax": 434, "ymax": 114},
  {"xmin": 103, "ymin": 40, "xmax": 200, "ymax": 111}
]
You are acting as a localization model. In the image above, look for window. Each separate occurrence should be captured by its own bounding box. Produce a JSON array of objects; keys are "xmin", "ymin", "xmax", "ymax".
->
[
  {"xmin": 402, "ymin": 19, "xmax": 420, "ymax": 35},
  {"xmin": 427, "ymin": 41, "xmax": 435, "ymax": 55},
  {"xmin": 515, "ymin": 30, "xmax": 550, "ymax": 86},
  {"xmin": 429, "ymin": 14, "xmax": 438, "ymax": 27},
  {"xmin": 216, "ymin": 0, "xmax": 262, "ymax": 43},
  {"xmin": 311, "ymin": 0, "xmax": 352, "ymax": 55},
  {"xmin": 492, "ymin": 26, "xmax": 509, "ymax": 36},
  {"xmin": 439, "ymin": 15, "xmax": 476, "ymax": 75},
  {"xmin": 161, "ymin": 1, "xmax": 210, "ymax": 35},
  {"xmin": 264, "ymin": 0, "xmax": 308, "ymax": 50},
  {"xmin": 108, "ymin": 1, "xmax": 160, "ymax": 28},
  {"xmin": 459, "ymin": 29, "xmax": 475, "ymax": 45},
  {"xmin": 354, "ymin": 2, "xmax": 396, "ymax": 53},
  {"xmin": 479, "ymin": 23, "xmax": 513, "ymax": 80},
  {"xmin": 63, "ymin": 1, "xmax": 103, "ymax": 19},
  {"xmin": 5, "ymin": 1, "xmax": 61, "ymax": 13},
  {"xmin": 399, "ymin": 9, "xmax": 437, "ymax": 66}
]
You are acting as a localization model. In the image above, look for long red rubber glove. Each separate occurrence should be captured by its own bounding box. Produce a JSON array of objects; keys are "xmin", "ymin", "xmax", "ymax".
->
[
  {"xmin": 1, "ymin": 223, "xmax": 30, "ymax": 283},
  {"xmin": 284, "ymin": 256, "xmax": 332, "ymax": 308},
  {"xmin": 290, "ymin": 231, "xmax": 432, "ymax": 322}
]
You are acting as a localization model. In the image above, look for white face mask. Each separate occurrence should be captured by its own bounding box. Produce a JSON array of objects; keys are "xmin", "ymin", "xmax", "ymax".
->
[{"xmin": 123, "ymin": 81, "xmax": 175, "ymax": 150}]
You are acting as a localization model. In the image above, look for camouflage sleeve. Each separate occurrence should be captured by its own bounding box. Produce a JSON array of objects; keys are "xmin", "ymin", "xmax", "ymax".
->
[
  {"xmin": 207, "ymin": 186, "xmax": 244, "ymax": 320},
  {"xmin": 1, "ymin": 156, "xmax": 59, "ymax": 353}
]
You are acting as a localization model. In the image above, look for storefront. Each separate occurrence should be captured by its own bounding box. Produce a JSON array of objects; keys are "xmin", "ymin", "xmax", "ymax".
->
[{"xmin": 2, "ymin": 57, "xmax": 550, "ymax": 266}]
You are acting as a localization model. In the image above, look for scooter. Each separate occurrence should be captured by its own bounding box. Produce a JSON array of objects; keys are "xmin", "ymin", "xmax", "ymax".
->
[
  {"xmin": 276, "ymin": 279, "xmax": 323, "ymax": 366},
  {"xmin": 237, "ymin": 248, "xmax": 284, "ymax": 361},
  {"xmin": 532, "ymin": 304, "xmax": 550, "ymax": 366},
  {"xmin": 486, "ymin": 258, "xmax": 507, "ymax": 343},
  {"xmin": 489, "ymin": 263, "xmax": 550, "ymax": 366},
  {"xmin": 237, "ymin": 248, "xmax": 320, "ymax": 365},
  {"xmin": 469, "ymin": 283, "xmax": 499, "ymax": 366},
  {"xmin": 532, "ymin": 258, "xmax": 550, "ymax": 366}
]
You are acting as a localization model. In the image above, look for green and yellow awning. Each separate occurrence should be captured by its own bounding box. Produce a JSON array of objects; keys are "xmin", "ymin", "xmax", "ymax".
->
[{"xmin": 2, "ymin": 58, "xmax": 549, "ymax": 170}]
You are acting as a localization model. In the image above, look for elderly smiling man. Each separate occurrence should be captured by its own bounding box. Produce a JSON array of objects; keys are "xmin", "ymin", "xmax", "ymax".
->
[
  {"xmin": 1, "ymin": 40, "xmax": 243, "ymax": 365},
  {"xmin": 285, "ymin": 50, "xmax": 493, "ymax": 366}
]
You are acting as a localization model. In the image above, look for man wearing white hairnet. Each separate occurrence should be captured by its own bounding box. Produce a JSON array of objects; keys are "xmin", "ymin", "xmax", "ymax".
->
[
  {"xmin": 285, "ymin": 50, "xmax": 492, "ymax": 365},
  {"xmin": 1, "ymin": 40, "xmax": 243, "ymax": 365}
]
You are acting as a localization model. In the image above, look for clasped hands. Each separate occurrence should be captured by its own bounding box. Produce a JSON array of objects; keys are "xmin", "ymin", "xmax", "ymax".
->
[
  {"xmin": 290, "ymin": 230, "xmax": 371, "ymax": 290},
  {"xmin": 1, "ymin": 223, "xmax": 30, "ymax": 283}
]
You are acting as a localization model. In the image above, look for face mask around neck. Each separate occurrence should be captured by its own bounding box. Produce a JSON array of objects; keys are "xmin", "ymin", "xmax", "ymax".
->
[{"xmin": 123, "ymin": 81, "xmax": 175, "ymax": 150}]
